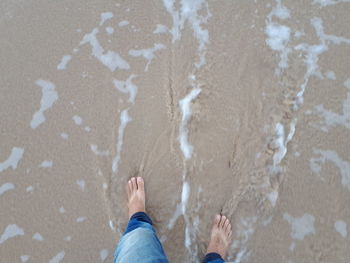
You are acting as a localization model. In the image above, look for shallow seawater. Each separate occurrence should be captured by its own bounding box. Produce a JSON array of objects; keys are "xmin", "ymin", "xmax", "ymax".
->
[{"xmin": 1, "ymin": 0, "xmax": 350, "ymax": 262}]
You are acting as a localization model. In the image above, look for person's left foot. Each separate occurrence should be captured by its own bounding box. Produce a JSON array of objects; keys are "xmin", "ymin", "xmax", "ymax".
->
[{"xmin": 127, "ymin": 177, "xmax": 146, "ymax": 218}]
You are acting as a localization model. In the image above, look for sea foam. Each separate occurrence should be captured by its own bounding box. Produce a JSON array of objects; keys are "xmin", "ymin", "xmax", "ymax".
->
[
  {"xmin": 0, "ymin": 147, "xmax": 24, "ymax": 173},
  {"xmin": 178, "ymin": 88, "xmax": 201, "ymax": 160},
  {"xmin": 112, "ymin": 110, "xmax": 131, "ymax": 175},
  {"xmin": 31, "ymin": 80, "xmax": 58, "ymax": 129},
  {"xmin": 129, "ymin": 44, "xmax": 166, "ymax": 71},
  {"xmin": 0, "ymin": 224, "xmax": 24, "ymax": 244}
]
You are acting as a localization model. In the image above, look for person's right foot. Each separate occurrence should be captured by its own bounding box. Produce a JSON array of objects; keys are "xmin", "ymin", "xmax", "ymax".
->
[{"xmin": 206, "ymin": 214, "xmax": 233, "ymax": 260}]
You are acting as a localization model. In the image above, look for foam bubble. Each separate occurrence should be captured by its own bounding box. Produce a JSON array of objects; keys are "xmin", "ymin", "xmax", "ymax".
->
[
  {"xmin": 325, "ymin": 71, "xmax": 336, "ymax": 80},
  {"xmin": 334, "ymin": 220, "xmax": 347, "ymax": 238},
  {"xmin": 72, "ymin": 115, "xmax": 83, "ymax": 125},
  {"xmin": 40, "ymin": 160, "xmax": 53, "ymax": 168},
  {"xmin": 60, "ymin": 133, "xmax": 69, "ymax": 139},
  {"xmin": 32, "ymin": 232, "xmax": 44, "ymax": 241},
  {"xmin": 76, "ymin": 180, "xmax": 86, "ymax": 191},
  {"xmin": 76, "ymin": 217, "xmax": 87, "ymax": 223},
  {"xmin": 105, "ymin": 26, "xmax": 114, "ymax": 34},
  {"xmin": 344, "ymin": 78, "xmax": 350, "ymax": 89},
  {"xmin": 26, "ymin": 186, "xmax": 34, "ymax": 192},
  {"xmin": 20, "ymin": 255, "xmax": 30, "ymax": 262}
]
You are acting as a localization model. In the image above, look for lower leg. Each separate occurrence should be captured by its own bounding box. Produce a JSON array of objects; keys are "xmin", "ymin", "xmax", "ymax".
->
[{"xmin": 114, "ymin": 177, "xmax": 169, "ymax": 263}]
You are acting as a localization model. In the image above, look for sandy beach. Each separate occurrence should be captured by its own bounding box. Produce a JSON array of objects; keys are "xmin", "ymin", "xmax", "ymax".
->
[{"xmin": 1, "ymin": 0, "xmax": 350, "ymax": 262}]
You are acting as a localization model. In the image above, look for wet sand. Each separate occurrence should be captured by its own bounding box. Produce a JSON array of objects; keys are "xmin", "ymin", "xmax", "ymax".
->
[{"xmin": 1, "ymin": 0, "xmax": 350, "ymax": 262}]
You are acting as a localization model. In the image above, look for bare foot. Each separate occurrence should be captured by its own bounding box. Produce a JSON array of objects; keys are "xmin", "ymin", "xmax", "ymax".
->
[
  {"xmin": 126, "ymin": 177, "xmax": 146, "ymax": 218},
  {"xmin": 206, "ymin": 214, "xmax": 233, "ymax": 260}
]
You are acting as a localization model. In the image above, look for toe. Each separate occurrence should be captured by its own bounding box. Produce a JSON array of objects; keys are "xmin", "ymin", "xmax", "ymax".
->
[
  {"xmin": 128, "ymin": 179, "xmax": 133, "ymax": 192},
  {"xmin": 228, "ymin": 230, "xmax": 232, "ymax": 238},
  {"xmin": 127, "ymin": 181, "xmax": 131, "ymax": 199},
  {"xmin": 137, "ymin": 177, "xmax": 144, "ymax": 191},
  {"xmin": 214, "ymin": 214, "xmax": 221, "ymax": 226},
  {"xmin": 220, "ymin": 216, "xmax": 227, "ymax": 228},
  {"xmin": 131, "ymin": 177, "xmax": 137, "ymax": 191},
  {"xmin": 225, "ymin": 221, "xmax": 232, "ymax": 232},
  {"xmin": 224, "ymin": 218, "xmax": 230, "ymax": 231}
]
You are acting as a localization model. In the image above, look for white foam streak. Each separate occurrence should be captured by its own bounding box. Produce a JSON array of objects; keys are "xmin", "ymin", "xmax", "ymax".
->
[
  {"xmin": 265, "ymin": 0, "xmax": 291, "ymax": 72},
  {"xmin": 178, "ymin": 88, "xmax": 201, "ymax": 160},
  {"xmin": 40, "ymin": 160, "xmax": 53, "ymax": 168},
  {"xmin": 32, "ymin": 232, "xmax": 44, "ymax": 241},
  {"xmin": 113, "ymin": 75, "xmax": 138, "ymax": 104},
  {"xmin": 310, "ymin": 149, "xmax": 350, "ymax": 190},
  {"xmin": 112, "ymin": 110, "xmax": 131, "ymax": 175},
  {"xmin": 80, "ymin": 28, "xmax": 130, "ymax": 72},
  {"xmin": 153, "ymin": 24, "xmax": 168, "ymax": 34},
  {"xmin": 0, "ymin": 147, "xmax": 24, "ymax": 173},
  {"xmin": 31, "ymin": 80, "xmax": 58, "ymax": 129},
  {"xmin": 49, "ymin": 251, "xmax": 65, "ymax": 263},
  {"xmin": 0, "ymin": 183, "xmax": 15, "ymax": 196},
  {"xmin": 0, "ymin": 224, "xmax": 24, "ymax": 244},
  {"xmin": 118, "ymin": 20, "xmax": 129, "ymax": 27},
  {"xmin": 90, "ymin": 144, "xmax": 110, "ymax": 156},
  {"xmin": 100, "ymin": 249, "xmax": 109, "ymax": 261},
  {"xmin": 272, "ymin": 119, "xmax": 296, "ymax": 169},
  {"xmin": 129, "ymin": 44, "xmax": 166, "ymax": 71},
  {"xmin": 72, "ymin": 115, "xmax": 83, "ymax": 125},
  {"xmin": 334, "ymin": 220, "xmax": 347, "ymax": 238},
  {"xmin": 314, "ymin": 79, "xmax": 350, "ymax": 131},
  {"xmin": 99, "ymin": 12, "xmax": 113, "ymax": 26},
  {"xmin": 313, "ymin": 0, "xmax": 350, "ymax": 7},
  {"xmin": 181, "ymin": 181, "xmax": 190, "ymax": 213},
  {"xmin": 162, "ymin": 0, "xmax": 211, "ymax": 68},
  {"xmin": 294, "ymin": 17, "xmax": 350, "ymax": 110},
  {"xmin": 267, "ymin": 0, "xmax": 290, "ymax": 20},
  {"xmin": 20, "ymin": 255, "xmax": 30, "ymax": 262},
  {"xmin": 283, "ymin": 213, "xmax": 315, "ymax": 240},
  {"xmin": 57, "ymin": 55, "xmax": 72, "ymax": 70},
  {"xmin": 231, "ymin": 216, "xmax": 257, "ymax": 263}
]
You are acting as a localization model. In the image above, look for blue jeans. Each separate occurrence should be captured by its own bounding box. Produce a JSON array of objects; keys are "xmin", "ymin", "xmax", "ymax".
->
[{"xmin": 114, "ymin": 212, "xmax": 224, "ymax": 263}]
